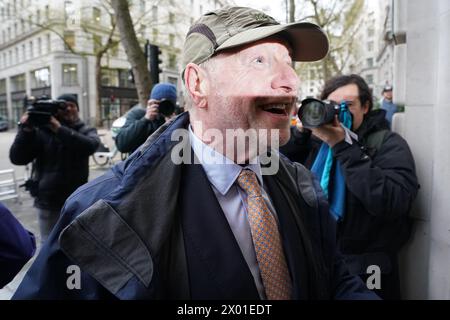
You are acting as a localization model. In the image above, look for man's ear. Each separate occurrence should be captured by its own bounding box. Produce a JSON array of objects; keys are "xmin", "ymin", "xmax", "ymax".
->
[{"xmin": 184, "ymin": 63, "xmax": 208, "ymax": 109}]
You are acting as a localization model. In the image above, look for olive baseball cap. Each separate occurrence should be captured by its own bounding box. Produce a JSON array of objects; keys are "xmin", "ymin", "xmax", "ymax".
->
[{"xmin": 182, "ymin": 6, "xmax": 329, "ymax": 77}]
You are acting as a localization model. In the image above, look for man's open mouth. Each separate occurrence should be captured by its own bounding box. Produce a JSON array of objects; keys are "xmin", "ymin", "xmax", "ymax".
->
[{"xmin": 260, "ymin": 104, "xmax": 290, "ymax": 116}]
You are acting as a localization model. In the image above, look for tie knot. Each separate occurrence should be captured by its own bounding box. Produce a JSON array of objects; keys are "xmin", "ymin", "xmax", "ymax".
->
[{"xmin": 237, "ymin": 170, "xmax": 262, "ymax": 198}]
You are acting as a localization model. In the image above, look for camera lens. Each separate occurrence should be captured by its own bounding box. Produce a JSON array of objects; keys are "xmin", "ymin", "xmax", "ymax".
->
[
  {"xmin": 158, "ymin": 99, "xmax": 175, "ymax": 117},
  {"xmin": 300, "ymin": 100, "xmax": 326, "ymax": 127}
]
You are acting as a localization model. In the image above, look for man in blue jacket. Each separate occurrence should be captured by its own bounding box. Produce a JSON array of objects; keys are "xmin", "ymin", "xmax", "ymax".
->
[
  {"xmin": 115, "ymin": 83, "xmax": 177, "ymax": 154},
  {"xmin": 0, "ymin": 202, "xmax": 36, "ymax": 289},
  {"xmin": 13, "ymin": 7, "xmax": 377, "ymax": 300}
]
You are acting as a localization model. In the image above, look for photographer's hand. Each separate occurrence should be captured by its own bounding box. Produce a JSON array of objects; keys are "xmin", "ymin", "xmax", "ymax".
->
[
  {"xmin": 145, "ymin": 99, "xmax": 159, "ymax": 121},
  {"xmin": 48, "ymin": 116, "xmax": 61, "ymax": 133},
  {"xmin": 311, "ymin": 116, "xmax": 345, "ymax": 147},
  {"xmin": 18, "ymin": 113, "xmax": 34, "ymax": 132}
]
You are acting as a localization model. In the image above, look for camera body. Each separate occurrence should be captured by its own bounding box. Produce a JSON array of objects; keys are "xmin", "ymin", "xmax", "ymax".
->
[
  {"xmin": 26, "ymin": 99, "xmax": 67, "ymax": 127},
  {"xmin": 158, "ymin": 99, "xmax": 175, "ymax": 117},
  {"xmin": 298, "ymin": 98, "xmax": 341, "ymax": 128}
]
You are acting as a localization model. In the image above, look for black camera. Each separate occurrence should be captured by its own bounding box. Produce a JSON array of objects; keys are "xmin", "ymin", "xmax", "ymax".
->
[
  {"xmin": 298, "ymin": 98, "xmax": 341, "ymax": 128},
  {"xmin": 26, "ymin": 99, "xmax": 67, "ymax": 127},
  {"xmin": 158, "ymin": 99, "xmax": 175, "ymax": 117}
]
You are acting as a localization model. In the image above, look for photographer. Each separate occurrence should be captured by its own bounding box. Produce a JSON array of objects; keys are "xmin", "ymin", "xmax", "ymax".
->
[
  {"xmin": 9, "ymin": 94, "xmax": 100, "ymax": 244},
  {"xmin": 282, "ymin": 74, "xmax": 419, "ymax": 299},
  {"xmin": 115, "ymin": 83, "xmax": 177, "ymax": 154}
]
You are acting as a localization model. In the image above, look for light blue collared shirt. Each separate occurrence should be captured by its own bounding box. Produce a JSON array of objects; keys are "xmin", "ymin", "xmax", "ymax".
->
[{"xmin": 188, "ymin": 126, "xmax": 279, "ymax": 299}]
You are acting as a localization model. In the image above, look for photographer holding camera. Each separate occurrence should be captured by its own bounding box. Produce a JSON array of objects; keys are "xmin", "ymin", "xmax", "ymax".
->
[
  {"xmin": 281, "ymin": 74, "xmax": 419, "ymax": 299},
  {"xmin": 115, "ymin": 83, "xmax": 177, "ymax": 154},
  {"xmin": 9, "ymin": 94, "xmax": 100, "ymax": 244}
]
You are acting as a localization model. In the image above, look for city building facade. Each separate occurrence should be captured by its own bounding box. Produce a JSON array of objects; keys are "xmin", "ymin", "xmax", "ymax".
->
[{"xmin": 0, "ymin": 0, "xmax": 228, "ymax": 128}]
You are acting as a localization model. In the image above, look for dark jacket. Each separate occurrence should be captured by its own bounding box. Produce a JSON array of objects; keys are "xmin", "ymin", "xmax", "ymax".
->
[
  {"xmin": 13, "ymin": 112, "xmax": 377, "ymax": 300},
  {"xmin": 0, "ymin": 202, "xmax": 36, "ymax": 288},
  {"xmin": 9, "ymin": 120, "xmax": 100, "ymax": 210},
  {"xmin": 115, "ymin": 105, "xmax": 165, "ymax": 154},
  {"xmin": 281, "ymin": 110, "xmax": 419, "ymax": 299}
]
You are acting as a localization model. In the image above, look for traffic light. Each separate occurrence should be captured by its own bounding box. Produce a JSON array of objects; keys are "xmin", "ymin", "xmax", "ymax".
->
[{"xmin": 149, "ymin": 44, "xmax": 162, "ymax": 85}]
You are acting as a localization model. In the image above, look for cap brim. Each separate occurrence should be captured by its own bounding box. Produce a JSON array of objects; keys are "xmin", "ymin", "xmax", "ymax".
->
[{"xmin": 216, "ymin": 22, "xmax": 329, "ymax": 62}]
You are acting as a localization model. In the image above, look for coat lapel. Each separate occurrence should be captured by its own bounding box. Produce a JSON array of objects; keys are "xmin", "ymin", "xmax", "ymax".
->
[{"xmin": 180, "ymin": 162, "xmax": 260, "ymax": 299}]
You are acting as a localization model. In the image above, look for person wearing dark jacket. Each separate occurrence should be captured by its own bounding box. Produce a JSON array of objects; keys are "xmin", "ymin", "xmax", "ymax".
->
[
  {"xmin": 0, "ymin": 202, "xmax": 36, "ymax": 288},
  {"xmin": 115, "ymin": 83, "xmax": 176, "ymax": 154},
  {"xmin": 9, "ymin": 94, "xmax": 100, "ymax": 244},
  {"xmin": 282, "ymin": 74, "xmax": 419, "ymax": 299},
  {"xmin": 13, "ymin": 7, "xmax": 377, "ymax": 300}
]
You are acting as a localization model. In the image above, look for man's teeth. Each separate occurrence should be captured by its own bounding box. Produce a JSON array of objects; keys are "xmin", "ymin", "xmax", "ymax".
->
[{"xmin": 261, "ymin": 104, "xmax": 288, "ymax": 114}]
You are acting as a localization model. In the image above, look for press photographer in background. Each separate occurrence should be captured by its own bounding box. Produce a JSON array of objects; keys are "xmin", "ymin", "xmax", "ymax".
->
[
  {"xmin": 115, "ymin": 83, "xmax": 178, "ymax": 154},
  {"xmin": 9, "ymin": 94, "xmax": 100, "ymax": 244},
  {"xmin": 281, "ymin": 74, "xmax": 419, "ymax": 299}
]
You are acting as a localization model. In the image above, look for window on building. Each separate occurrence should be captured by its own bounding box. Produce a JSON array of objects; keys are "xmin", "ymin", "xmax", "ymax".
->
[
  {"xmin": 0, "ymin": 55, "xmax": 2, "ymax": 68},
  {"xmin": 21, "ymin": 19, "xmax": 25, "ymax": 33},
  {"xmin": 152, "ymin": 28, "xmax": 158, "ymax": 42},
  {"xmin": 29, "ymin": 41, "xmax": 33, "ymax": 58},
  {"xmin": 0, "ymin": 102, "xmax": 7, "ymax": 120},
  {"xmin": 15, "ymin": 47, "xmax": 18, "ymax": 63},
  {"xmin": 14, "ymin": 23, "xmax": 17, "ymax": 37},
  {"xmin": 93, "ymin": 7, "xmax": 101, "ymax": 23},
  {"xmin": 368, "ymin": 41, "xmax": 374, "ymax": 52},
  {"xmin": 31, "ymin": 67, "xmax": 50, "ymax": 88},
  {"xmin": 45, "ymin": 5, "xmax": 50, "ymax": 20},
  {"xmin": 101, "ymin": 69, "xmax": 119, "ymax": 87},
  {"xmin": 47, "ymin": 34, "xmax": 51, "ymax": 53},
  {"xmin": 11, "ymin": 74, "xmax": 26, "ymax": 92},
  {"xmin": 152, "ymin": 6, "xmax": 157, "ymax": 22},
  {"xmin": 366, "ymin": 74, "xmax": 374, "ymax": 84},
  {"xmin": 8, "ymin": 51, "xmax": 12, "ymax": 65},
  {"xmin": 36, "ymin": 9, "xmax": 40, "ymax": 24},
  {"xmin": 0, "ymin": 79, "xmax": 5, "ymax": 95},
  {"xmin": 118, "ymin": 69, "xmax": 134, "ymax": 88},
  {"xmin": 65, "ymin": 0, "xmax": 75, "ymax": 24},
  {"xmin": 7, "ymin": 27, "xmax": 11, "ymax": 41},
  {"xmin": 140, "ymin": 0, "xmax": 145, "ymax": 13},
  {"xmin": 367, "ymin": 58, "xmax": 373, "ymax": 67},
  {"xmin": 168, "ymin": 53, "xmax": 176, "ymax": 69},
  {"xmin": 169, "ymin": 34, "xmax": 175, "ymax": 47},
  {"xmin": 168, "ymin": 12, "xmax": 174, "ymax": 24},
  {"xmin": 22, "ymin": 44, "xmax": 25, "ymax": 60},
  {"xmin": 93, "ymin": 34, "xmax": 102, "ymax": 53},
  {"xmin": 3, "ymin": 53, "xmax": 6, "ymax": 67},
  {"xmin": 64, "ymin": 31, "xmax": 75, "ymax": 51},
  {"xmin": 38, "ymin": 37, "xmax": 42, "ymax": 55},
  {"xmin": 368, "ymin": 28, "xmax": 374, "ymax": 37},
  {"xmin": 28, "ymin": 15, "xmax": 32, "ymax": 30},
  {"xmin": 62, "ymin": 64, "xmax": 78, "ymax": 86}
]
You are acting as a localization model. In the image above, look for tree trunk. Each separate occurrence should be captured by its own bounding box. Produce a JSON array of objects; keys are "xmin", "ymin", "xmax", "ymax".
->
[{"xmin": 111, "ymin": 0, "xmax": 151, "ymax": 109}]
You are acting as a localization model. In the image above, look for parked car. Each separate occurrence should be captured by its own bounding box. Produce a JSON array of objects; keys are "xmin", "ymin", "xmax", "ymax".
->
[{"xmin": 0, "ymin": 116, "xmax": 9, "ymax": 131}]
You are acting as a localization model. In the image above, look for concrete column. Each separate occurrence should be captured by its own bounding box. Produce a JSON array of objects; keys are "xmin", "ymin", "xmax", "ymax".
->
[
  {"xmin": 428, "ymin": 0, "xmax": 450, "ymax": 299},
  {"xmin": 398, "ymin": 0, "xmax": 450, "ymax": 299}
]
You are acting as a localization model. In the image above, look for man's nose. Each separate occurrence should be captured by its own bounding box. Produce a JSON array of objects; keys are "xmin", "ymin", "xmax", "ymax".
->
[{"xmin": 271, "ymin": 62, "xmax": 299, "ymax": 93}]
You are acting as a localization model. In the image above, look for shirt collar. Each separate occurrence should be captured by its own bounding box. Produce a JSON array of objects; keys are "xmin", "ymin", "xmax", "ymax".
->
[{"xmin": 188, "ymin": 125, "xmax": 263, "ymax": 195}]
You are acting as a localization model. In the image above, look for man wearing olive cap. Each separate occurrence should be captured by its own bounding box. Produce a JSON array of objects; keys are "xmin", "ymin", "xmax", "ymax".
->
[{"xmin": 14, "ymin": 7, "xmax": 377, "ymax": 300}]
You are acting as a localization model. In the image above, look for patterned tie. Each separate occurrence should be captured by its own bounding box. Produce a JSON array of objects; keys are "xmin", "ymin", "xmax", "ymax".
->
[{"xmin": 237, "ymin": 169, "xmax": 292, "ymax": 300}]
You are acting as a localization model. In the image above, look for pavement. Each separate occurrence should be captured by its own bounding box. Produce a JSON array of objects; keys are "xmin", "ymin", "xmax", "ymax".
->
[{"xmin": 0, "ymin": 128, "xmax": 123, "ymax": 300}]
